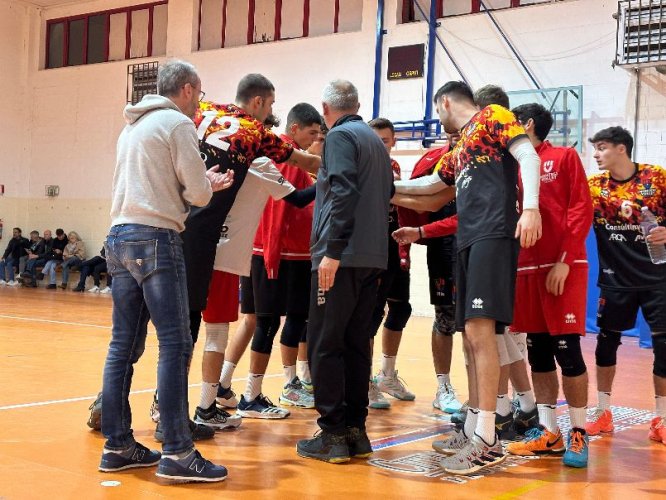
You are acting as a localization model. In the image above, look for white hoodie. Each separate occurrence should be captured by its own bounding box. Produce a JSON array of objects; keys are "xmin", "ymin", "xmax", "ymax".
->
[{"xmin": 110, "ymin": 94, "xmax": 212, "ymax": 232}]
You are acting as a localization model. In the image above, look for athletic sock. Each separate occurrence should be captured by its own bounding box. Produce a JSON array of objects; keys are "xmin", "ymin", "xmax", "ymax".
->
[
  {"xmin": 537, "ymin": 403, "xmax": 558, "ymax": 434},
  {"xmin": 103, "ymin": 443, "xmax": 136, "ymax": 456},
  {"xmin": 436, "ymin": 373, "xmax": 450, "ymax": 387},
  {"xmin": 517, "ymin": 390, "xmax": 536, "ymax": 412},
  {"xmin": 297, "ymin": 360, "xmax": 311, "ymax": 383},
  {"xmin": 496, "ymin": 394, "xmax": 512, "ymax": 417},
  {"xmin": 475, "ymin": 410, "xmax": 497, "ymax": 445},
  {"xmin": 162, "ymin": 448, "xmax": 194, "ymax": 460},
  {"xmin": 219, "ymin": 360, "xmax": 237, "ymax": 389},
  {"xmin": 569, "ymin": 406, "xmax": 587, "ymax": 430},
  {"xmin": 656, "ymin": 395, "xmax": 666, "ymax": 418},
  {"xmin": 244, "ymin": 373, "xmax": 264, "ymax": 402},
  {"xmin": 283, "ymin": 365, "xmax": 296, "ymax": 386},
  {"xmin": 597, "ymin": 391, "xmax": 611, "ymax": 411},
  {"xmin": 198, "ymin": 382, "xmax": 219, "ymax": 409},
  {"xmin": 381, "ymin": 355, "xmax": 397, "ymax": 377},
  {"xmin": 464, "ymin": 408, "xmax": 479, "ymax": 438}
]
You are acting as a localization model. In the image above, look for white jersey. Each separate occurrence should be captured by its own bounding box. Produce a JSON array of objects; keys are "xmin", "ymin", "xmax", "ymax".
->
[{"xmin": 214, "ymin": 157, "xmax": 295, "ymax": 276}]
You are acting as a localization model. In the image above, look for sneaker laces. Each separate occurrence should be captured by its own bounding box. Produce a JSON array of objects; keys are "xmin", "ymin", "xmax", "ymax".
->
[
  {"xmin": 524, "ymin": 426, "xmax": 545, "ymax": 442},
  {"xmin": 568, "ymin": 430, "xmax": 585, "ymax": 454},
  {"xmin": 384, "ymin": 371, "xmax": 410, "ymax": 392}
]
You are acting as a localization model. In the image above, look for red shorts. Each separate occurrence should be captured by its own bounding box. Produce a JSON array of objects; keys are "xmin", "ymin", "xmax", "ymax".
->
[
  {"xmin": 202, "ymin": 270, "xmax": 240, "ymax": 324},
  {"xmin": 511, "ymin": 265, "xmax": 587, "ymax": 335}
]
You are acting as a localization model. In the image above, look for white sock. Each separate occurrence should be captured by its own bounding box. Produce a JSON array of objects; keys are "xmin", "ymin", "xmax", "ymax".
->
[
  {"xmin": 244, "ymin": 373, "xmax": 264, "ymax": 402},
  {"xmin": 597, "ymin": 391, "xmax": 611, "ymax": 411},
  {"xmin": 475, "ymin": 410, "xmax": 497, "ymax": 445},
  {"xmin": 297, "ymin": 360, "xmax": 311, "ymax": 382},
  {"xmin": 162, "ymin": 448, "xmax": 194, "ymax": 460},
  {"xmin": 656, "ymin": 395, "xmax": 666, "ymax": 418},
  {"xmin": 219, "ymin": 361, "xmax": 236, "ymax": 389},
  {"xmin": 537, "ymin": 403, "xmax": 558, "ymax": 434},
  {"xmin": 381, "ymin": 355, "xmax": 397, "ymax": 376},
  {"xmin": 436, "ymin": 373, "xmax": 450, "ymax": 387},
  {"xmin": 198, "ymin": 382, "xmax": 219, "ymax": 410},
  {"xmin": 464, "ymin": 408, "xmax": 479, "ymax": 438},
  {"xmin": 569, "ymin": 406, "xmax": 587, "ymax": 430},
  {"xmin": 103, "ymin": 443, "xmax": 135, "ymax": 456},
  {"xmin": 517, "ymin": 390, "xmax": 536, "ymax": 412},
  {"xmin": 283, "ymin": 365, "xmax": 296, "ymax": 385},
  {"xmin": 496, "ymin": 394, "xmax": 512, "ymax": 417}
]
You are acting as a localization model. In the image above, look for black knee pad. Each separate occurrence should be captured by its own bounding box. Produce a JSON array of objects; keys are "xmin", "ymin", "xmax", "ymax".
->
[
  {"xmin": 189, "ymin": 310, "xmax": 202, "ymax": 345},
  {"xmin": 433, "ymin": 304, "xmax": 455, "ymax": 336},
  {"xmin": 526, "ymin": 333, "xmax": 557, "ymax": 373},
  {"xmin": 595, "ymin": 329, "xmax": 622, "ymax": 367},
  {"xmin": 385, "ymin": 300, "xmax": 412, "ymax": 331},
  {"xmin": 553, "ymin": 334, "xmax": 587, "ymax": 377},
  {"xmin": 250, "ymin": 314, "xmax": 281, "ymax": 354},
  {"xmin": 653, "ymin": 333, "xmax": 666, "ymax": 377},
  {"xmin": 280, "ymin": 314, "xmax": 307, "ymax": 349}
]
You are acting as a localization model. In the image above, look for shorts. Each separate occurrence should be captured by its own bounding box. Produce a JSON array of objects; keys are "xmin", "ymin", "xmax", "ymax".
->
[
  {"xmin": 455, "ymin": 237, "xmax": 519, "ymax": 333},
  {"xmin": 251, "ymin": 255, "xmax": 311, "ymax": 316},
  {"xmin": 511, "ymin": 266, "xmax": 588, "ymax": 335},
  {"xmin": 182, "ymin": 229, "xmax": 219, "ymax": 311},
  {"xmin": 240, "ymin": 275, "xmax": 255, "ymax": 314},
  {"xmin": 202, "ymin": 270, "xmax": 239, "ymax": 323},
  {"xmin": 427, "ymin": 241, "xmax": 455, "ymax": 306},
  {"xmin": 597, "ymin": 284, "xmax": 666, "ymax": 332}
]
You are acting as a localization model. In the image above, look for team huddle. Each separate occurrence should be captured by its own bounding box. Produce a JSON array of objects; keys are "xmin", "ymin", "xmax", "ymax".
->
[{"xmin": 94, "ymin": 60, "xmax": 666, "ymax": 484}]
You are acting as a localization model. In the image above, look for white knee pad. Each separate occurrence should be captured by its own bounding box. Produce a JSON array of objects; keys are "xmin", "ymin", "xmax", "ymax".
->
[
  {"xmin": 512, "ymin": 331, "xmax": 528, "ymax": 360},
  {"xmin": 204, "ymin": 322, "xmax": 230, "ymax": 354},
  {"xmin": 497, "ymin": 329, "xmax": 524, "ymax": 367}
]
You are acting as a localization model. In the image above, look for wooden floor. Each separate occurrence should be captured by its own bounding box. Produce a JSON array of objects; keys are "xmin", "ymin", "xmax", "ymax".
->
[{"xmin": 0, "ymin": 286, "xmax": 664, "ymax": 499}]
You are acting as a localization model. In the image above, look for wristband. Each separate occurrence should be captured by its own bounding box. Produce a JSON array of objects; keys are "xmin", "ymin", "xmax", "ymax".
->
[{"xmin": 418, "ymin": 227, "xmax": 423, "ymax": 239}]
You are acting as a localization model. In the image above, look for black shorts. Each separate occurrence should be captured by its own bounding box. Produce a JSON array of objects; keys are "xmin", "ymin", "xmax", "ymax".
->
[
  {"xmin": 378, "ymin": 265, "xmax": 410, "ymax": 304},
  {"xmin": 182, "ymin": 230, "xmax": 219, "ymax": 311},
  {"xmin": 597, "ymin": 285, "xmax": 666, "ymax": 332},
  {"xmin": 455, "ymin": 237, "xmax": 519, "ymax": 333},
  {"xmin": 240, "ymin": 275, "xmax": 254, "ymax": 314},
  {"xmin": 427, "ymin": 241, "xmax": 455, "ymax": 306},
  {"xmin": 251, "ymin": 255, "xmax": 311, "ymax": 316}
]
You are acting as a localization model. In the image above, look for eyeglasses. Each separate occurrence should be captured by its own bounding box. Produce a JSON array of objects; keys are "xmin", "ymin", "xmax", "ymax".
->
[{"xmin": 199, "ymin": 90, "xmax": 206, "ymax": 102}]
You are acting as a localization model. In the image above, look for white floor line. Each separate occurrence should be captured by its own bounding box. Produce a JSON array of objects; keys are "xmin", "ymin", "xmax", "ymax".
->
[
  {"xmin": 0, "ymin": 373, "xmax": 282, "ymax": 411},
  {"xmin": 0, "ymin": 314, "xmax": 111, "ymax": 330}
]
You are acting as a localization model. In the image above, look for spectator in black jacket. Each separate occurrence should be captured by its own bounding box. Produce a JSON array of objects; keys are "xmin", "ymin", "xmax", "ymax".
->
[
  {"xmin": 21, "ymin": 229, "xmax": 53, "ymax": 287},
  {"xmin": 0, "ymin": 228, "xmax": 29, "ymax": 286},
  {"xmin": 41, "ymin": 228, "xmax": 67, "ymax": 289},
  {"xmin": 73, "ymin": 247, "xmax": 112, "ymax": 293}
]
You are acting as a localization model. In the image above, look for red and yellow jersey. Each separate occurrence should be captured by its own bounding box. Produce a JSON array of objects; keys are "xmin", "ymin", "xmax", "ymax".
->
[
  {"xmin": 588, "ymin": 163, "xmax": 666, "ymax": 289},
  {"xmin": 437, "ymin": 104, "xmax": 527, "ymax": 250}
]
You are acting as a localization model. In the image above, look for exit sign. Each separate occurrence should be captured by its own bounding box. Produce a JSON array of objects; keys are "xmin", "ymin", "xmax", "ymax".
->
[{"xmin": 387, "ymin": 44, "xmax": 424, "ymax": 80}]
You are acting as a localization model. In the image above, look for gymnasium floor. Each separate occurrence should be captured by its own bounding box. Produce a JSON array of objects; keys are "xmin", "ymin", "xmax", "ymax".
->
[{"xmin": 0, "ymin": 286, "xmax": 664, "ymax": 499}]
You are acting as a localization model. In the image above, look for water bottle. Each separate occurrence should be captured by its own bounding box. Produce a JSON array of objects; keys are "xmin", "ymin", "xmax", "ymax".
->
[{"xmin": 640, "ymin": 207, "xmax": 666, "ymax": 264}]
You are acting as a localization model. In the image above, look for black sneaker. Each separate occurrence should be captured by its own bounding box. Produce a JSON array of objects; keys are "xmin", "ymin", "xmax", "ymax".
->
[
  {"xmin": 154, "ymin": 419, "xmax": 215, "ymax": 442},
  {"xmin": 73, "ymin": 285, "xmax": 85, "ymax": 292},
  {"xmin": 346, "ymin": 427, "xmax": 373, "ymax": 458},
  {"xmin": 216, "ymin": 385, "xmax": 238, "ymax": 408},
  {"xmin": 46, "ymin": 284, "xmax": 57, "ymax": 289},
  {"xmin": 495, "ymin": 413, "xmax": 519, "ymax": 441},
  {"xmin": 156, "ymin": 449, "xmax": 227, "ymax": 483},
  {"xmin": 99, "ymin": 442, "xmax": 161, "ymax": 472},
  {"xmin": 513, "ymin": 407, "xmax": 539, "ymax": 435},
  {"xmin": 87, "ymin": 392, "xmax": 102, "ymax": 430},
  {"xmin": 194, "ymin": 403, "xmax": 242, "ymax": 430},
  {"xmin": 297, "ymin": 430, "xmax": 350, "ymax": 464}
]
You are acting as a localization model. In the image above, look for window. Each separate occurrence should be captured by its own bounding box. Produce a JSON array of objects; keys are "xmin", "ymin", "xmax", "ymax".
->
[
  {"xmin": 46, "ymin": 1, "xmax": 168, "ymax": 69},
  {"xmin": 128, "ymin": 61, "xmax": 159, "ymax": 104},
  {"xmin": 398, "ymin": 0, "xmax": 549, "ymax": 22}
]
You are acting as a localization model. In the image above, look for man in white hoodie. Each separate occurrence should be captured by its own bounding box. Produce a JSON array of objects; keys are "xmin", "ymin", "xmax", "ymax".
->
[{"xmin": 99, "ymin": 60, "xmax": 233, "ymax": 483}]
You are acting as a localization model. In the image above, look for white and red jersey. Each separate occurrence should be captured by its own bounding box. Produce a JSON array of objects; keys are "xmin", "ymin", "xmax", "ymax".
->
[{"xmin": 518, "ymin": 141, "xmax": 593, "ymax": 274}]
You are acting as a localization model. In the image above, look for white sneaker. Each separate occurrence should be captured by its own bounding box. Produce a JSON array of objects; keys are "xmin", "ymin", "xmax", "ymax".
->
[
  {"xmin": 99, "ymin": 286, "xmax": 112, "ymax": 294},
  {"xmin": 0, "ymin": 280, "xmax": 6, "ymax": 286},
  {"xmin": 7, "ymin": 280, "xmax": 19, "ymax": 287},
  {"xmin": 375, "ymin": 370, "xmax": 415, "ymax": 401},
  {"xmin": 433, "ymin": 383, "xmax": 463, "ymax": 413},
  {"xmin": 368, "ymin": 380, "xmax": 391, "ymax": 409},
  {"xmin": 87, "ymin": 286, "xmax": 100, "ymax": 293}
]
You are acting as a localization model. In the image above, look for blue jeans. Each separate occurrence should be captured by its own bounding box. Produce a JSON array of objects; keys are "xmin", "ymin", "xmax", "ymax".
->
[
  {"xmin": 102, "ymin": 224, "xmax": 193, "ymax": 454},
  {"xmin": 43, "ymin": 259, "xmax": 61, "ymax": 284},
  {"xmin": 61, "ymin": 256, "xmax": 82, "ymax": 284},
  {"xmin": 0, "ymin": 257, "xmax": 17, "ymax": 281}
]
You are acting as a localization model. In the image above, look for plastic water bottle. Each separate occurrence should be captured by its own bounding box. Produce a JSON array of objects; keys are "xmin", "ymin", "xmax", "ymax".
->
[{"xmin": 640, "ymin": 207, "xmax": 666, "ymax": 264}]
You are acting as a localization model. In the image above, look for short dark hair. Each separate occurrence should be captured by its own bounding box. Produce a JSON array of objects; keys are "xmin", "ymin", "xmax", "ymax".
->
[
  {"xmin": 235, "ymin": 74, "xmax": 275, "ymax": 104},
  {"xmin": 30, "ymin": 230, "xmax": 39, "ymax": 237},
  {"xmin": 263, "ymin": 114, "xmax": 281, "ymax": 128},
  {"xmin": 368, "ymin": 117, "xmax": 395, "ymax": 134},
  {"xmin": 55, "ymin": 228, "xmax": 65, "ymax": 236},
  {"xmin": 286, "ymin": 103, "xmax": 322, "ymax": 128},
  {"xmin": 589, "ymin": 126, "xmax": 633, "ymax": 157},
  {"xmin": 320, "ymin": 119, "xmax": 329, "ymax": 135},
  {"xmin": 474, "ymin": 84, "xmax": 510, "ymax": 109},
  {"xmin": 512, "ymin": 103, "xmax": 553, "ymax": 142},
  {"xmin": 433, "ymin": 81, "xmax": 474, "ymax": 105},
  {"xmin": 13, "ymin": 227, "xmax": 21, "ymax": 234}
]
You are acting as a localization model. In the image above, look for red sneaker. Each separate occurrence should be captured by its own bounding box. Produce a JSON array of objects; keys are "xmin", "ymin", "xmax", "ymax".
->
[
  {"xmin": 648, "ymin": 416, "xmax": 666, "ymax": 445},
  {"xmin": 585, "ymin": 408, "xmax": 614, "ymax": 436}
]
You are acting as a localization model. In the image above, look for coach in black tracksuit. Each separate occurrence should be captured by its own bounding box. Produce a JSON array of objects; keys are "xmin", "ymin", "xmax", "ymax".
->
[{"xmin": 297, "ymin": 80, "xmax": 393, "ymax": 464}]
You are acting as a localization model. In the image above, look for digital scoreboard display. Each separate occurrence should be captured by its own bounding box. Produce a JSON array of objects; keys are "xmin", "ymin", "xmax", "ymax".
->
[{"xmin": 387, "ymin": 44, "xmax": 425, "ymax": 80}]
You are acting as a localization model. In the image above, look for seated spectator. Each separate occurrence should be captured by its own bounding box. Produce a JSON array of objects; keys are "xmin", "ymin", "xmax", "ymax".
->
[
  {"xmin": 73, "ymin": 246, "xmax": 112, "ymax": 293},
  {"xmin": 59, "ymin": 231, "xmax": 86, "ymax": 289},
  {"xmin": 0, "ymin": 227, "xmax": 29, "ymax": 286},
  {"xmin": 41, "ymin": 228, "xmax": 67, "ymax": 289},
  {"xmin": 21, "ymin": 229, "xmax": 53, "ymax": 287}
]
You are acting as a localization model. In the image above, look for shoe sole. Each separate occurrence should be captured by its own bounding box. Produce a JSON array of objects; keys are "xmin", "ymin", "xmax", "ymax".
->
[
  {"xmin": 296, "ymin": 450, "xmax": 350, "ymax": 464},
  {"xmin": 99, "ymin": 460, "xmax": 160, "ymax": 472},
  {"xmin": 586, "ymin": 428, "xmax": 614, "ymax": 436},
  {"xmin": 443, "ymin": 453, "xmax": 507, "ymax": 475},
  {"xmin": 352, "ymin": 452, "xmax": 373, "ymax": 459},
  {"xmin": 382, "ymin": 392, "xmax": 415, "ymax": 401},
  {"xmin": 236, "ymin": 409, "xmax": 289, "ymax": 419},
  {"xmin": 193, "ymin": 419, "xmax": 242, "ymax": 430},
  {"xmin": 507, "ymin": 446, "xmax": 565, "ymax": 456},
  {"xmin": 368, "ymin": 402, "xmax": 391, "ymax": 409},
  {"xmin": 432, "ymin": 445, "xmax": 463, "ymax": 455},
  {"xmin": 156, "ymin": 472, "xmax": 227, "ymax": 482},
  {"xmin": 279, "ymin": 397, "xmax": 315, "ymax": 409}
]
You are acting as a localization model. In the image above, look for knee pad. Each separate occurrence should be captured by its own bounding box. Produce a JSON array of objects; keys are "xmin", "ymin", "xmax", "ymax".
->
[
  {"xmin": 280, "ymin": 315, "xmax": 307, "ymax": 349},
  {"xmin": 553, "ymin": 334, "xmax": 587, "ymax": 377},
  {"xmin": 385, "ymin": 300, "xmax": 412, "ymax": 331},
  {"xmin": 190, "ymin": 310, "xmax": 202, "ymax": 345},
  {"xmin": 433, "ymin": 305, "xmax": 455, "ymax": 336},
  {"xmin": 250, "ymin": 314, "xmax": 281, "ymax": 354},
  {"xmin": 526, "ymin": 333, "xmax": 557, "ymax": 373},
  {"xmin": 653, "ymin": 333, "xmax": 666, "ymax": 377},
  {"xmin": 203, "ymin": 322, "xmax": 230, "ymax": 354},
  {"xmin": 595, "ymin": 329, "xmax": 622, "ymax": 367}
]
